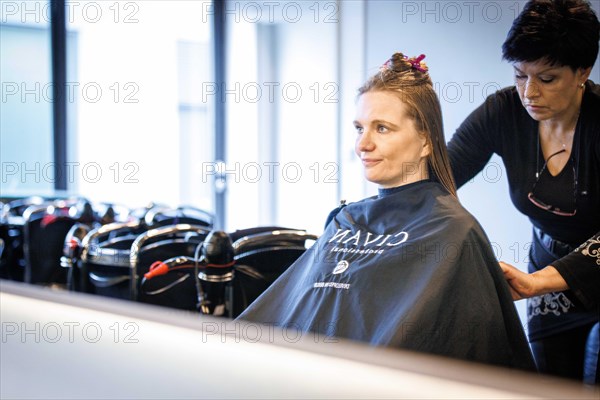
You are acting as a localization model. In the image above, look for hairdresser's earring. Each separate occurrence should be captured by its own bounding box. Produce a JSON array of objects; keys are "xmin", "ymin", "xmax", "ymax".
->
[{"xmin": 580, "ymin": 82, "xmax": 585, "ymax": 88}]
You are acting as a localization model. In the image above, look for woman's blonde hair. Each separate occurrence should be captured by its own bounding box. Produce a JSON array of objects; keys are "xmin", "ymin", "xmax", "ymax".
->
[{"xmin": 358, "ymin": 52, "xmax": 457, "ymax": 197}]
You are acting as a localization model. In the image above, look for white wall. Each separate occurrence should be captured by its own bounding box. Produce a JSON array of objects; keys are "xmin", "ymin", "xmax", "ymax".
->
[
  {"xmin": 273, "ymin": 14, "xmax": 338, "ymax": 233},
  {"xmin": 225, "ymin": 1, "xmax": 338, "ymax": 235}
]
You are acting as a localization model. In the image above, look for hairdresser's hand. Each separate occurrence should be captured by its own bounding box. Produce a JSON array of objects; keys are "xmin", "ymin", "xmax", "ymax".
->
[
  {"xmin": 498, "ymin": 261, "xmax": 569, "ymax": 301},
  {"xmin": 498, "ymin": 261, "xmax": 532, "ymax": 300}
]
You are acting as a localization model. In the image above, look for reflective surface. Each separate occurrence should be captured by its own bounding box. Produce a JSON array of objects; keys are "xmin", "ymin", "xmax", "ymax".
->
[{"xmin": 1, "ymin": 280, "xmax": 597, "ymax": 399}]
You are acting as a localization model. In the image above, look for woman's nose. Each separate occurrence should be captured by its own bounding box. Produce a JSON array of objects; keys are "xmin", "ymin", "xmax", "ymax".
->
[
  {"xmin": 524, "ymin": 80, "xmax": 540, "ymax": 99},
  {"xmin": 356, "ymin": 130, "xmax": 375, "ymax": 152}
]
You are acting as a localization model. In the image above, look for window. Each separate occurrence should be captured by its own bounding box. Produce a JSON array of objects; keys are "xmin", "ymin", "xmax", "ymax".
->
[
  {"xmin": 65, "ymin": 1, "xmax": 213, "ymax": 211},
  {"xmin": 1, "ymin": 1, "xmax": 53, "ymax": 196}
]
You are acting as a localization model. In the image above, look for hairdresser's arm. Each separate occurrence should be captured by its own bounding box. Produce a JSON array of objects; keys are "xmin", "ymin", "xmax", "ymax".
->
[
  {"xmin": 499, "ymin": 261, "xmax": 568, "ymax": 301},
  {"xmin": 447, "ymin": 93, "xmax": 504, "ymax": 188}
]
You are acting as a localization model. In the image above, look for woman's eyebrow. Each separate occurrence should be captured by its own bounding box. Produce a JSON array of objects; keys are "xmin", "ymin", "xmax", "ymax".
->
[
  {"xmin": 371, "ymin": 119, "xmax": 399, "ymax": 128},
  {"xmin": 514, "ymin": 66, "xmax": 560, "ymax": 74},
  {"xmin": 352, "ymin": 118, "xmax": 400, "ymax": 129}
]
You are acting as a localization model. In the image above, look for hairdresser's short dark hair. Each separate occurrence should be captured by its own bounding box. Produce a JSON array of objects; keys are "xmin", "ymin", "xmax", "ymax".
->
[{"xmin": 502, "ymin": 0, "xmax": 600, "ymax": 70}]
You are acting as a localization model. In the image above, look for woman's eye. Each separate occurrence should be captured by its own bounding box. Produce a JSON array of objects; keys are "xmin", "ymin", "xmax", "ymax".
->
[
  {"xmin": 514, "ymin": 75, "xmax": 526, "ymax": 81},
  {"xmin": 354, "ymin": 125, "xmax": 363, "ymax": 134},
  {"xmin": 377, "ymin": 125, "xmax": 388, "ymax": 133},
  {"xmin": 540, "ymin": 77, "xmax": 554, "ymax": 83}
]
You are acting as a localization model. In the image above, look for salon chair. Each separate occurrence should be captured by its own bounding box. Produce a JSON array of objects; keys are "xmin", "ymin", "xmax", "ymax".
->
[
  {"xmin": 22, "ymin": 200, "xmax": 79, "ymax": 286},
  {"xmin": 22, "ymin": 198, "xmax": 113, "ymax": 287},
  {"xmin": 229, "ymin": 228, "xmax": 318, "ymax": 317},
  {"xmin": 130, "ymin": 224, "xmax": 211, "ymax": 302},
  {"xmin": 139, "ymin": 227, "xmax": 317, "ymax": 317},
  {"xmin": 0, "ymin": 197, "xmax": 44, "ymax": 281},
  {"xmin": 79, "ymin": 220, "xmax": 146, "ymax": 298}
]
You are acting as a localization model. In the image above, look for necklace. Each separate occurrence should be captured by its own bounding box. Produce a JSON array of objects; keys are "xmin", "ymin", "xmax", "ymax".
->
[
  {"xmin": 540, "ymin": 110, "xmax": 580, "ymax": 151},
  {"xmin": 560, "ymin": 127, "xmax": 575, "ymax": 149},
  {"xmin": 535, "ymin": 113, "xmax": 580, "ymax": 179}
]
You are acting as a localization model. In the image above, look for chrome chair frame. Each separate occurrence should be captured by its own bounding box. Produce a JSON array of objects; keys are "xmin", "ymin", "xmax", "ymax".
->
[
  {"xmin": 233, "ymin": 229, "xmax": 318, "ymax": 256},
  {"xmin": 229, "ymin": 229, "xmax": 318, "ymax": 317},
  {"xmin": 143, "ymin": 206, "xmax": 214, "ymax": 229},
  {"xmin": 80, "ymin": 220, "xmax": 142, "ymax": 295},
  {"xmin": 129, "ymin": 224, "xmax": 211, "ymax": 301}
]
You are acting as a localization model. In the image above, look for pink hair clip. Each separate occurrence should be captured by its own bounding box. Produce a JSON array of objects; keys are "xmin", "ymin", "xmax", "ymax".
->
[
  {"xmin": 406, "ymin": 54, "xmax": 428, "ymax": 73},
  {"xmin": 380, "ymin": 53, "xmax": 429, "ymax": 73}
]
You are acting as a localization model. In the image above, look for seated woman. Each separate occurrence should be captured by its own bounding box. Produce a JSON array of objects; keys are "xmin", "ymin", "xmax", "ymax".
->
[{"xmin": 236, "ymin": 52, "xmax": 536, "ymax": 371}]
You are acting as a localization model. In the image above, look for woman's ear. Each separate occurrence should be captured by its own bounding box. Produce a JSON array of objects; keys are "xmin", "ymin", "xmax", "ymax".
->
[
  {"xmin": 420, "ymin": 134, "xmax": 432, "ymax": 158},
  {"xmin": 577, "ymin": 67, "xmax": 592, "ymax": 84}
]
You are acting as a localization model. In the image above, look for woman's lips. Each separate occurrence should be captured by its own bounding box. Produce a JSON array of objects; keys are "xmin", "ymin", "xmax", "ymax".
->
[
  {"xmin": 361, "ymin": 158, "xmax": 382, "ymax": 167},
  {"xmin": 525, "ymin": 104, "xmax": 545, "ymax": 112}
]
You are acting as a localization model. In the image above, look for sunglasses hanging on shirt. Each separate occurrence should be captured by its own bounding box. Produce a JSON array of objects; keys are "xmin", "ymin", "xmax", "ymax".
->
[{"xmin": 527, "ymin": 123, "xmax": 580, "ymax": 217}]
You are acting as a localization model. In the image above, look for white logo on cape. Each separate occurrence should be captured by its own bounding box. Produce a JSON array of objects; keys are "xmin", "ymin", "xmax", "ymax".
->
[
  {"xmin": 332, "ymin": 260, "xmax": 349, "ymax": 274},
  {"xmin": 328, "ymin": 229, "xmax": 409, "ymax": 247}
]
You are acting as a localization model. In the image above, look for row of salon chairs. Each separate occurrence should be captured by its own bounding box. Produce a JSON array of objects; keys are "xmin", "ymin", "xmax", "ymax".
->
[{"xmin": 1, "ymin": 197, "xmax": 317, "ymax": 318}]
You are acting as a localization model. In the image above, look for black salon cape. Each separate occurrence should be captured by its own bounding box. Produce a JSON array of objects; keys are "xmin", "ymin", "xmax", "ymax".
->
[{"xmin": 237, "ymin": 181, "xmax": 536, "ymax": 371}]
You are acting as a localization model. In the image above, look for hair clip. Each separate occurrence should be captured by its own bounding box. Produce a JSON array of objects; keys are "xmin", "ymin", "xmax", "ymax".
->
[
  {"xmin": 406, "ymin": 54, "xmax": 428, "ymax": 73},
  {"xmin": 380, "ymin": 53, "xmax": 429, "ymax": 73}
]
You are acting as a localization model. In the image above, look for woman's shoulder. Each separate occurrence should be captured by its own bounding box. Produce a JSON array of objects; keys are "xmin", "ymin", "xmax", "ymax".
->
[
  {"xmin": 461, "ymin": 86, "xmax": 522, "ymax": 125},
  {"xmin": 434, "ymin": 188, "xmax": 480, "ymax": 224},
  {"xmin": 584, "ymin": 80, "xmax": 600, "ymax": 105},
  {"xmin": 582, "ymin": 81, "xmax": 600, "ymax": 132},
  {"xmin": 424, "ymin": 184, "xmax": 490, "ymax": 236},
  {"xmin": 586, "ymin": 80, "xmax": 600, "ymax": 91}
]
